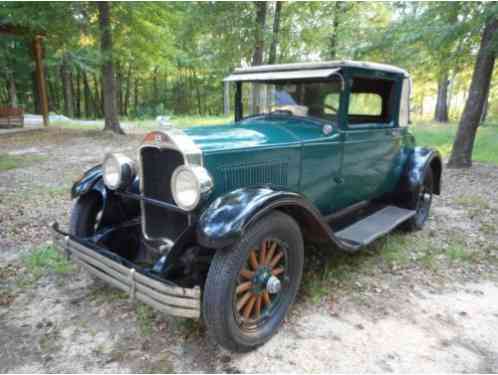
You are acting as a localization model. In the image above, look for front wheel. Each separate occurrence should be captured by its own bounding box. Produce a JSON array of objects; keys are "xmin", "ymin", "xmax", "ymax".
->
[
  {"xmin": 203, "ymin": 210, "xmax": 304, "ymax": 352},
  {"xmin": 69, "ymin": 192, "xmax": 103, "ymax": 237}
]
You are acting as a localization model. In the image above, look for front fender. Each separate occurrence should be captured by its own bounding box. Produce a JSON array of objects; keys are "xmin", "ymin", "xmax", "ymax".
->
[
  {"xmin": 70, "ymin": 165, "xmax": 140, "ymax": 227},
  {"xmin": 71, "ymin": 164, "xmax": 106, "ymax": 199},
  {"xmin": 399, "ymin": 147, "xmax": 442, "ymax": 198},
  {"xmin": 196, "ymin": 187, "xmax": 358, "ymax": 252}
]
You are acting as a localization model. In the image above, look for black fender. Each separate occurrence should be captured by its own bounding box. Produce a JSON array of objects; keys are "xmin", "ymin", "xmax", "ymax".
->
[
  {"xmin": 70, "ymin": 164, "xmax": 140, "ymax": 226},
  {"xmin": 71, "ymin": 164, "xmax": 106, "ymax": 199},
  {"xmin": 196, "ymin": 187, "xmax": 359, "ymax": 252},
  {"xmin": 397, "ymin": 147, "xmax": 442, "ymax": 204}
]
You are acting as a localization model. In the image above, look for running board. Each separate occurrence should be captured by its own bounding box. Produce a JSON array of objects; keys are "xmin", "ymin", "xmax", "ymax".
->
[{"xmin": 335, "ymin": 206, "xmax": 416, "ymax": 247}]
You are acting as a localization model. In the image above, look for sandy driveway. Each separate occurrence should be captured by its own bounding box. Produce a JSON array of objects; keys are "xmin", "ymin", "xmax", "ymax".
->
[{"xmin": 1, "ymin": 128, "xmax": 497, "ymax": 373}]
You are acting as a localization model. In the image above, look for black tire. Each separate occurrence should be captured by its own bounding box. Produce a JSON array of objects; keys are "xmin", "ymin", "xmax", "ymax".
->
[
  {"xmin": 403, "ymin": 168, "xmax": 434, "ymax": 231},
  {"xmin": 203, "ymin": 210, "xmax": 304, "ymax": 352},
  {"xmin": 69, "ymin": 192, "xmax": 103, "ymax": 237}
]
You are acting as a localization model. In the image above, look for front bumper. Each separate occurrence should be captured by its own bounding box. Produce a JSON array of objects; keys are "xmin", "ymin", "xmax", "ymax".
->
[{"xmin": 50, "ymin": 223, "xmax": 201, "ymax": 319}]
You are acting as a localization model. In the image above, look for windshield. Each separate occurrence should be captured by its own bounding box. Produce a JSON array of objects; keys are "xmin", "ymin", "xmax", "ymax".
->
[{"xmin": 241, "ymin": 78, "xmax": 342, "ymax": 123}]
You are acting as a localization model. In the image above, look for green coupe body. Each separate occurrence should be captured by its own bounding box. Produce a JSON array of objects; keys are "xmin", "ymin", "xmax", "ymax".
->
[{"xmin": 52, "ymin": 61, "xmax": 442, "ymax": 351}]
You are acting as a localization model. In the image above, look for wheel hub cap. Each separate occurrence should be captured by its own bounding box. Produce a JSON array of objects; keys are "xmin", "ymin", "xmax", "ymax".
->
[{"xmin": 266, "ymin": 275, "xmax": 281, "ymax": 294}]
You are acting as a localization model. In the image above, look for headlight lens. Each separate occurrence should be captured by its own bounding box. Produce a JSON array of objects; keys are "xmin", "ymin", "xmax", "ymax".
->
[
  {"xmin": 102, "ymin": 153, "xmax": 135, "ymax": 190},
  {"xmin": 171, "ymin": 165, "xmax": 213, "ymax": 211}
]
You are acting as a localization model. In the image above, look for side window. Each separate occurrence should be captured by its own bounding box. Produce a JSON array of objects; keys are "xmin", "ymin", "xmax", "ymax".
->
[
  {"xmin": 348, "ymin": 93, "xmax": 382, "ymax": 116},
  {"xmin": 347, "ymin": 76, "xmax": 395, "ymax": 127},
  {"xmin": 324, "ymin": 93, "xmax": 340, "ymax": 114}
]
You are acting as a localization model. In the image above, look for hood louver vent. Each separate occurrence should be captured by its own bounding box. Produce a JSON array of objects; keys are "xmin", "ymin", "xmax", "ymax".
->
[{"xmin": 220, "ymin": 161, "xmax": 288, "ymax": 192}]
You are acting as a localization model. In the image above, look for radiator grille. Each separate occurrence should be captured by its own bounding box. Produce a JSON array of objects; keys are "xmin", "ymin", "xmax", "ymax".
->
[
  {"xmin": 220, "ymin": 162, "xmax": 288, "ymax": 192},
  {"xmin": 140, "ymin": 146, "xmax": 188, "ymax": 240}
]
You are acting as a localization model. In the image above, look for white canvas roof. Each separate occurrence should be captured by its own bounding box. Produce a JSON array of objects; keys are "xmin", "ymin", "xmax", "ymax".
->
[
  {"xmin": 224, "ymin": 67, "xmax": 341, "ymax": 82},
  {"xmin": 224, "ymin": 60, "xmax": 409, "ymax": 82}
]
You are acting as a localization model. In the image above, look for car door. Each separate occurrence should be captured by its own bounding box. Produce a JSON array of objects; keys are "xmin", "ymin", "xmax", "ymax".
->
[{"xmin": 339, "ymin": 75, "xmax": 402, "ymax": 207}]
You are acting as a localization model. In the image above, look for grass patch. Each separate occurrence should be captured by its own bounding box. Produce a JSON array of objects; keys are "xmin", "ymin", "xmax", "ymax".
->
[
  {"xmin": 480, "ymin": 222, "xmax": 497, "ymax": 236},
  {"xmin": 301, "ymin": 245, "xmax": 372, "ymax": 303},
  {"xmin": 19, "ymin": 245, "xmax": 73, "ymax": 286},
  {"xmin": 0, "ymin": 154, "xmax": 46, "ymax": 172},
  {"xmin": 88, "ymin": 285, "xmax": 128, "ymax": 304},
  {"xmin": 455, "ymin": 195, "xmax": 490, "ymax": 210},
  {"xmin": 411, "ymin": 121, "xmax": 498, "ymax": 166},
  {"xmin": 136, "ymin": 303, "xmax": 155, "ymax": 336},
  {"xmin": 376, "ymin": 234, "xmax": 411, "ymax": 267},
  {"xmin": 50, "ymin": 115, "xmax": 232, "ymax": 132},
  {"xmin": 446, "ymin": 242, "xmax": 477, "ymax": 263}
]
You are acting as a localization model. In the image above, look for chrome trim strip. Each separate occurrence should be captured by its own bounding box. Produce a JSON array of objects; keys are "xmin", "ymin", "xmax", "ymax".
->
[{"xmin": 50, "ymin": 223, "xmax": 201, "ymax": 319}]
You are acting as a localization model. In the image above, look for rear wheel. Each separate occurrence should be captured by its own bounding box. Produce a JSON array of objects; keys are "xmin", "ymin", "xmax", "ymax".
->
[
  {"xmin": 203, "ymin": 211, "xmax": 304, "ymax": 352},
  {"xmin": 404, "ymin": 168, "xmax": 434, "ymax": 231}
]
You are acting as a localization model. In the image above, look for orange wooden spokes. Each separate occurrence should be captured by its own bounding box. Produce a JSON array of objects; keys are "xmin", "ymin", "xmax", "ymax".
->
[
  {"xmin": 255, "ymin": 295, "xmax": 262, "ymax": 318},
  {"xmin": 269, "ymin": 251, "xmax": 284, "ymax": 269},
  {"xmin": 240, "ymin": 269, "xmax": 254, "ymax": 279},
  {"xmin": 237, "ymin": 291, "xmax": 253, "ymax": 311},
  {"xmin": 262, "ymin": 291, "xmax": 271, "ymax": 306},
  {"xmin": 235, "ymin": 239, "xmax": 284, "ymax": 323},
  {"xmin": 236, "ymin": 281, "xmax": 252, "ymax": 294},
  {"xmin": 260, "ymin": 240, "xmax": 267, "ymax": 265},
  {"xmin": 243, "ymin": 295, "xmax": 257, "ymax": 319},
  {"xmin": 266, "ymin": 241, "xmax": 277, "ymax": 266},
  {"xmin": 249, "ymin": 250, "xmax": 259, "ymax": 270},
  {"xmin": 272, "ymin": 266, "xmax": 284, "ymax": 276}
]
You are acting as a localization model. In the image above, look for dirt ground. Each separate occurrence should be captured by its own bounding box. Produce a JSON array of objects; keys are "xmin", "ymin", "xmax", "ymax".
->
[{"xmin": 1, "ymin": 128, "xmax": 497, "ymax": 373}]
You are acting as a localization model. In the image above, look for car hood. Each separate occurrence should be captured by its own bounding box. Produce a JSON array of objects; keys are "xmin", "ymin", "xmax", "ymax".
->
[{"xmin": 183, "ymin": 119, "xmax": 302, "ymax": 153}]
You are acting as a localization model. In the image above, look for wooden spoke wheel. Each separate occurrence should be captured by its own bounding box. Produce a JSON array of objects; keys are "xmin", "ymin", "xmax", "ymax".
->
[
  {"xmin": 203, "ymin": 211, "xmax": 304, "ymax": 352},
  {"xmin": 234, "ymin": 239, "xmax": 287, "ymax": 329}
]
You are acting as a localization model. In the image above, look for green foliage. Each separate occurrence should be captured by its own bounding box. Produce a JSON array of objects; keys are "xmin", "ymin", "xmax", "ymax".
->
[
  {"xmin": 20, "ymin": 245, "xmax": 73, "ymax": 286},
  {"xmin": 0, "ymin": 2, "xmax": 496, "ymax": 123},
  {"xmin": 135, "ymin": 303, "xmax": 154, "ymax": 336},
  {"xmin": 411, "ymin": 122, "xmax": 498, "ymax": 165},
  {"xmin": 0, "ymin": 154, "xmax": 46, "ymax": 172}
]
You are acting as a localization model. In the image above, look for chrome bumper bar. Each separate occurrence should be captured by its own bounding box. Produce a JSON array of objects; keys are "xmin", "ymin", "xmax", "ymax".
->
[{"xmin": 50, "ymin": 223, "xmax": 201, "ymax": 319}]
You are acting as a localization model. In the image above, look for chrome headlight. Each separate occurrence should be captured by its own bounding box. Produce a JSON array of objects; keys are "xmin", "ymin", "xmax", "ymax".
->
[
  {"xmin": 102, "ymin": 153, "xmax": 135, "ymax": 190},
  {"xmin": 171, "ymin": 165, "xmax": 213, "ymax": 211}
]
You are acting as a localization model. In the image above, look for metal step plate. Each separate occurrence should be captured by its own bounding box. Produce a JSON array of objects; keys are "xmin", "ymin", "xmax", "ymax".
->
[{"xmin": 335, "ymin": 206, "xmax": 416, "ymax": 246}]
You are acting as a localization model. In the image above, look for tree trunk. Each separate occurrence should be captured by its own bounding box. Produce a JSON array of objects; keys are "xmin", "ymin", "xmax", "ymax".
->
[
  {"xmin": 75, "ymin": 68, "xmax": 82, "ymax": 118},
  {"xmin": 480, "ymin": 81, "xmax": 491, "ymax": 125},
  {"xmin": 98, "ymin": 1, "xmax": 123, "ymax": 134},
  {"xmin": 329, "ymin": 2, "xmax": 341, "ymax": 60},
  {"xmin": 153, "ymin": 66, "xmax": 159, "ymax": 106},
  {"xmin": 116, "ymin": 61, "xmax": 123, "ymax": 115},
  {"xmin": 47, "ymin": 68, "xmax": 59, "ymax": 112},
  {"xmin": 252, "ymin": 1, "xmax": 267, "ymax": 113},
  {"xmin": 124, "ymin": 64, "xmax": 132, "ymax": 116},
  {"xmin": 8, "ymin": 73, "xmax": 18, "ymax": 108},
  {"xmin": 447, "ymin": 16, "xmax": 497, "ymax": 168},
  {"xmin": 434, "ymin": 70, "xmax": 450, "ymax": 122},
  {"xmin": 93, "ymin": 74, "xmax": 102, "ymax": 118},
  {"xmin": 252, "ymin": 1, "xmax": 267, "ymax": 66},
  {"xmin": 82, "ymin": 71, "xmax": 93, "ymax": 118},
  {"xmin": 31, "ymin": 72, "xmax": 40, "ymax": 113},
  {"xmin": 134, "ymin": 77, "xmax": 139, "ymax": 115},
  {"xmin": 268, "ymin": 1, "xmax": 282, "ymax": 64},
  {"xmin": 61, "ymin": 53, "xmax": 74, "ymax": 118}
]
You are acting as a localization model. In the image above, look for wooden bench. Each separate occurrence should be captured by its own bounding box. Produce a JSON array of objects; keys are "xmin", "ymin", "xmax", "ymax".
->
[{"xmin": 0, "ymin": 107, "xmax": 24, "ymax": 128}]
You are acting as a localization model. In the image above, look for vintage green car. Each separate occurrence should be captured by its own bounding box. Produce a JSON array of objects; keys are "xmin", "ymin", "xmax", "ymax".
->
[{"xmin": 51, "ymin": 60, "xmax": 442, "ymax": 352}]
